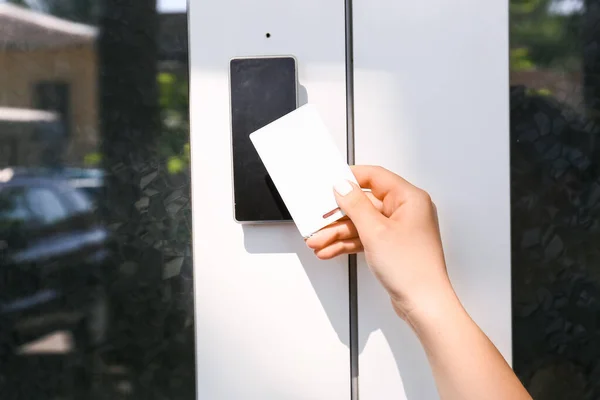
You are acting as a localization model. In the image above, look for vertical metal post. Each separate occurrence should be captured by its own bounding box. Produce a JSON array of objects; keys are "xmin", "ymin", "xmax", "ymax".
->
[{"xmin": 344, "ymin": 0, "xmax": 359, "ymax": 398}]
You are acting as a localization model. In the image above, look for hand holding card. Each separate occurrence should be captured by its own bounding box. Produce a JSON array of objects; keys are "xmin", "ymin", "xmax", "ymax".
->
[{"xmin": 250, "ymin": 104, "xmax": 358, "ymax": 238}]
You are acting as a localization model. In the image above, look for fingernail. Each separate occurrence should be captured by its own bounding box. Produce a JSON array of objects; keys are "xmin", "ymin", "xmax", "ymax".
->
[{"xmin": 334, "ymin": 180, "xmax": 353, "ymax": 196}]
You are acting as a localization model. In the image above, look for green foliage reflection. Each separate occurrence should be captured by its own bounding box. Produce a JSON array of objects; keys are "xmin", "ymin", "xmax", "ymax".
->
[
  {"xmin": 510, "ymin": 0, "xmax": 583, "ymax": 70},
  {"xmin": 158, "ymin": 72, "xmax": 190, "ymax": 174}
]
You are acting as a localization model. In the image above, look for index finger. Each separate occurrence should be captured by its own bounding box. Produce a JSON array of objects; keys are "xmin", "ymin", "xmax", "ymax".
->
[{"xmin": 350, "ymin": 165, "xmax": 418, "ymax": 204}]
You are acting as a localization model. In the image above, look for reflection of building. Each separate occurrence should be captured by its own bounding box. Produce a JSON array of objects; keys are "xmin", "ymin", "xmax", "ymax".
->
[
  {"xmin": 0, "ymin": 4, "xmax": 189, "ymax": 167},
  {"xmin": 0, "ymin": 3, "xmax": 98, "ymax": 166},
  {"xmin": 0, "ymin": 107, "xmax": 63, "ymax": 167}
]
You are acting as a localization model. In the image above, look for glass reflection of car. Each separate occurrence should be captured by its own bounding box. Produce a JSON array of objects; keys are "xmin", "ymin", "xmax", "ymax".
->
[
  {"xmin": 0, "ymin": 169, "xmax": 111, "ymax": 359},
  {"xmin": 62, "ymin": 168, "xmax": 104, "ymax": 206},
  {"xmin": 9, "ymin": 167, "xmax": 105, "ymax": 208}
]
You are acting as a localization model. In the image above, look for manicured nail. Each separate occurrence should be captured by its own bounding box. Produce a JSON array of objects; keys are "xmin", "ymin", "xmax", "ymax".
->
[{"xmin": 334, "ymin": 180, "xmax": 353, "ymax": 196}]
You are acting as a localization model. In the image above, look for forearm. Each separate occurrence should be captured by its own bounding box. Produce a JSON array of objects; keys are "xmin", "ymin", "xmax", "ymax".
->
[{"xmin": 404, "ymin": 288, "xmax": 531, "ymax": 400}]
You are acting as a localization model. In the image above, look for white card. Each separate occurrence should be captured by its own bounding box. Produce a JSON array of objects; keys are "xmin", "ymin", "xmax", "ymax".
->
[{"xmin": 250, "ymin": 104, "xmax": 358, "ymax": 238}]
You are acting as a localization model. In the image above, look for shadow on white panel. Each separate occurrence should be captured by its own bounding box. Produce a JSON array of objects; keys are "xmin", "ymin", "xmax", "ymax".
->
[{"xmin": 243, "ymin": 224, "xmax": 351, "ymax": 347}]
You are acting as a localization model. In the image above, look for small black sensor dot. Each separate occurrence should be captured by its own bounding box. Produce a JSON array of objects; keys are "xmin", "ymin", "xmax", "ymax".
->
[{"xmin": 266, "ymin": 33, "xmax": 271, "ymax": 38}]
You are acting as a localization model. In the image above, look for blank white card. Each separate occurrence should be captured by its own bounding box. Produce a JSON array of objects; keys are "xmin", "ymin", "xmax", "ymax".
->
[{"xmin": 250, "ymin": 104, "xmax": 358, "ymax": 238}]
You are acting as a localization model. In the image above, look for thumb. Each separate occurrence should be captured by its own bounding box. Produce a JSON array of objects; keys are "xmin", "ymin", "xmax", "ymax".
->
[{"xmin": 333, "ymin": 180, "xmax": 386, "ymax": 232}]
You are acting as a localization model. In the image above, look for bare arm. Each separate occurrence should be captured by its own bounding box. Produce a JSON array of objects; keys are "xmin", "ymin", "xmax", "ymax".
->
[
  {"xmin": 306, "ymin": 165, "xmax": 531, "ymax": 400},
  {"xmin": 406, "ymin": 287, "xmax": 530, "ymax": 400}
]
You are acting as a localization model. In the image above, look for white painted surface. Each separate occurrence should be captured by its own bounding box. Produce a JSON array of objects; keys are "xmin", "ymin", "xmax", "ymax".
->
[
  {"xmin": 353, "ymin": 1, "xmax": 511, "ymax": 399},
  {"xmin": 189, "ymin": 2, "xmax": 350, "ymax": 399}
]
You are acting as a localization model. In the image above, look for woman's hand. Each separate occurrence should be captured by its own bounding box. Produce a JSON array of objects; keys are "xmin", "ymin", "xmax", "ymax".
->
[
  {"xmin": 308, "ymin": 165, "xmax": 532, "ymax": 400},
  {"xmin": 306, "ymin": 165, "xmax": 453, "ymax": 319}
]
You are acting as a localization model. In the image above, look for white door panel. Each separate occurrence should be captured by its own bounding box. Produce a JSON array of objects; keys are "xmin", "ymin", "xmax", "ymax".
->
[
  {"xmin": 189, "ymin": 1, "xmax": 351, "ymax": 398},
  {"xmin": 353, "ymin": 1, "xmax": 511, "ymax": 399}
]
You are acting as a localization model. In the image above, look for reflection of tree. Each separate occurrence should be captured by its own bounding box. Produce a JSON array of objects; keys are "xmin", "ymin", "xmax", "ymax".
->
[
  {"xmin": 583, "ymin": 0, "xmax": 600, "ymax": 116},
  {"xmin": 98, "ymin": 0, "xmax": 161, "ymax": 355},
  {"xmin": 97, "ymin": 1, "xmax": 195, "ymax": 397},
  {"xmin": 511, "ymin": 1, "xmax": 600, "ymax": 398},
  {"xmin": 510, "ymin": 1, "xmax": 585, "ymax": 111},
  {"xmin": 511, "ymin": 86, "xmax": 600, "ymax": 398},
  {"xmin": 158, "ymin": 72, "xmax": 190, "ymax": 174},
  {"xmin": 511, "ymin": 0, "xmax": 583, "ymax": 70}
]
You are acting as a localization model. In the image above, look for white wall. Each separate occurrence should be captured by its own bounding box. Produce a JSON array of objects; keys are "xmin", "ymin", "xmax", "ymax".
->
[
  {"xmin": 353, "ymin": 1, "xmax": 511, "ymax": 399},
  {"xmin": 189, "ymin": 1, "xmax": 351, "ymax": 399}
]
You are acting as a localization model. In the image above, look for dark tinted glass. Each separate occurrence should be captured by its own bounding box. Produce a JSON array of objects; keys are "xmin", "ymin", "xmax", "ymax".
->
[
  {"xmin": 0, "ymin": 1, "xmax": 195, "ymax": 398},
  {"xmin": 511, "ymin": 1, "xmax": 600, "ymax": 398}
]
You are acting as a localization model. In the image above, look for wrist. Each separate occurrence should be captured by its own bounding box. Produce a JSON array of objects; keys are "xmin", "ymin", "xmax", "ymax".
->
[{"xmin": 397, "ymin": 281, "xmax": 464, "ymax": 335}]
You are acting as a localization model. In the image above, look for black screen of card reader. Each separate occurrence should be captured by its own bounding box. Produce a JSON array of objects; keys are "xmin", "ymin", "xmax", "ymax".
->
[{"xmin": 230, "ymin": 56, "xmax": 297, "ymax": 222}]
